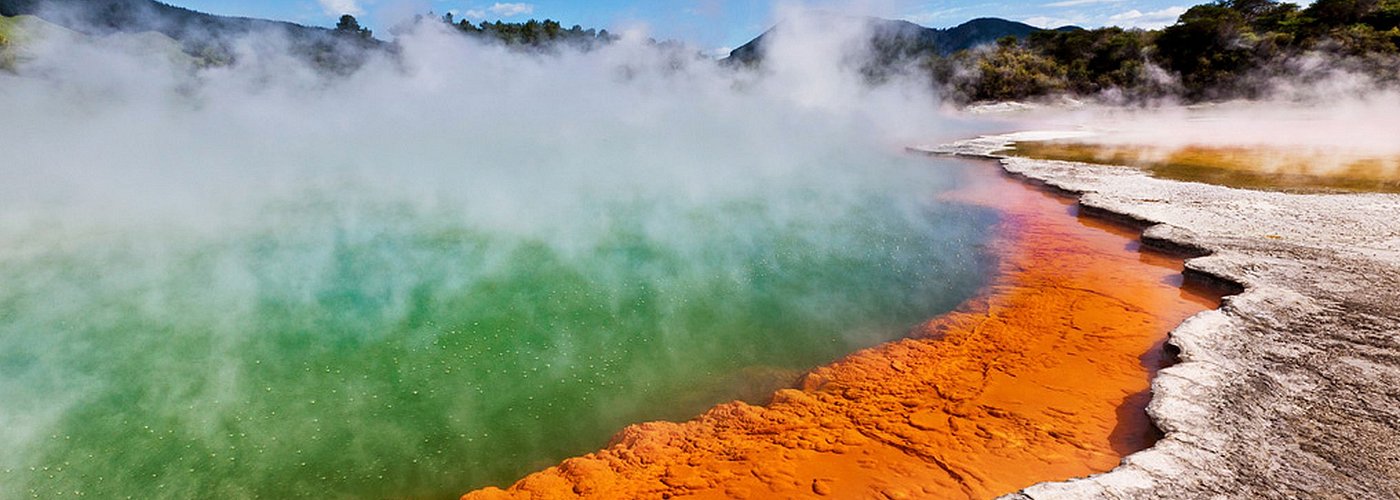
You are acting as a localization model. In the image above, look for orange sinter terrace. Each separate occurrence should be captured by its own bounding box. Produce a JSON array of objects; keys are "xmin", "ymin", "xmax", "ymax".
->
[{"xmin": 464, "ymin": 158, "xmax": 1224, "ymax": 500}]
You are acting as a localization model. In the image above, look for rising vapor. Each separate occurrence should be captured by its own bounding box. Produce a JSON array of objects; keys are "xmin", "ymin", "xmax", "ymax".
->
[{"xmin": 0, "ymin": 7, "xmax": 1001, "ymax": 498}]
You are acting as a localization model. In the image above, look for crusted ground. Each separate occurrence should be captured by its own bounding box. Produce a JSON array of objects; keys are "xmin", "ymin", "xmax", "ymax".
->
[
  {"xmin": 919, "ymin": 132, "xmax": 1400, "ymax": 498},
  {"xmin": 461, "ymin": 153, "xmax": 1217, "ymax": 499}
]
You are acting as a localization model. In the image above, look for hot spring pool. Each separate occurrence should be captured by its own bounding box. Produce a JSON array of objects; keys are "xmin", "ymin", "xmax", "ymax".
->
[
  {"xmin": 0, "ymin": 159, "xmax": 998, "ymax": 498},
  {"xmin": 0, "ymin": 17, "xmax": 1015, "ymax": 496}
]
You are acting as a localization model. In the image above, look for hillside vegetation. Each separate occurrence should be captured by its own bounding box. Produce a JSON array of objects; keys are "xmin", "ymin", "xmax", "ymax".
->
[
  {"xmin": 0, "ymin": 13, "xmax": 56, "ymax": 44},
  {"xmin": 5, "ymin": 0, "xmax": 1398, "ymax": 104},
  {"xmin": 0, "ymin": 16, "xmax": 10, "ymax": 69},
  {"xmin": 0, "ymin": 14, "xmax": 80, "ymax": 69},
  {"xmin": 0, "ymin": 0, "xmax": 379, "ymax": 70},
  {"xmin": 934, "ymin": 0, "xmax": 1400, "ymax": 102},
  {"xmin": 726, "ymin": 16, "xmax": 1064, "ymax": 66},
  {"xmin": 438, "ymin": 13, "xmax": 619, "ymax": 49}
]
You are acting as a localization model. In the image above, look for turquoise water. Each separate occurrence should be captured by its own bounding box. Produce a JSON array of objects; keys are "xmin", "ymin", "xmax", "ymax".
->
[{"xmin": 0, "ymin": 160, "xmax": 996, "ymax": 499}]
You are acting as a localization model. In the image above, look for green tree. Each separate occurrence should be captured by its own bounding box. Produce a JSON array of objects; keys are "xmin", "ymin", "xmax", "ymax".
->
[
  {"xmin": 335, "ymin": 14, "xmax": 372, "ymax": 40},
  {"xmin": 1155, "ymin": 4, "xmax": 1258, "ymax": 97},
  {"xmin": 1367, "ymin": 0, "xmax": 1400, "ymax": 29},
  {"xmin": 961, "ymin": 38, "xmax": 1069, "ymax": 101},
  {"xmin": 1306, "ymin": 0, "xmax": 1380, "ymax": 26},
  {"xmin": 1028, "ymin": 27, "xmax": 1158, "ymax": 95}
]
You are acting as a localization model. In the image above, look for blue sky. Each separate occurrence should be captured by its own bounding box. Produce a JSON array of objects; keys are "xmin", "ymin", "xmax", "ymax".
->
[{"xmin": 175, "ymin": 0, "xmax": 1197, "ymax": 50}]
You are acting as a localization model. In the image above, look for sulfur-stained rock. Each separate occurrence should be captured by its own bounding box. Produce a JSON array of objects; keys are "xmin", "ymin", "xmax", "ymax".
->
[
  {"xmin": 908, "ymin": 410, "xmax": 947, "ymax": 431},
  {"xmin": 461, "ymin": 160, "xmax": 1219, "ymax": 500},
  {"xmin": 922, "ymin": 132, "xmax": 1400, "ymax": 499}
]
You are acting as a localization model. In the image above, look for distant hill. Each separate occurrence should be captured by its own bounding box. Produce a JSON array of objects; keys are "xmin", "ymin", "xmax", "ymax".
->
[
  {"xmin": 939, "ymin": 18, "xmax": 1080, "ymax": 53},
  {"xmin": 0, "ymin": 0, "xmax": 319, "ymax": 38},
  {"xmin": 726, "ymin": 15, "xmax": 1077, "ymax": 66},
  {"xmin": 0, "ymin": 0, "xmax": 379, "ymax": 68}
]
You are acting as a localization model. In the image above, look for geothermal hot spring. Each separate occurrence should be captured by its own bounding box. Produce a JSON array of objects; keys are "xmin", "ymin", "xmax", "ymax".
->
[{"xmin": 0, "ymin": 17, "xmax": 1059, "ymax": 500}]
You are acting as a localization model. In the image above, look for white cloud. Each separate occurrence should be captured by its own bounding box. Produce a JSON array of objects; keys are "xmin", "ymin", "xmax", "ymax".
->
[
  {"xmin": 1022, "ymin": 14, "xmax": 1090, "ymax": 28},
  {"xmin": 464, "ymin": 9, "xmax": 487, "ymax": 19},
  {"xmin": 317, "ymin": 0, "xmax": 363, "ymax": 17},
  {"xmin": 902, "ymin": 7, "xmax": 965, "ymax": 26},
  {"xmin": 1044, "ymin": 0, "xmax": 1123, "ymax": 7},
  {"xmin": 1026, "ymin": 5, "xmax": 1187, "ymax": 30},
  {"xmin": 1108, "ymin": 6, "xmax": 1187, "ymax": 28},
  {"xmin": 489, "ymin": 3, "xmax": 535, "ymax": 17}
]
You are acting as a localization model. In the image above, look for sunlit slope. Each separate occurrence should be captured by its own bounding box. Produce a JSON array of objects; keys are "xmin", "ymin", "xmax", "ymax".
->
[
  {"xmin": 0, "ymin": 13, "xmax": 189, "ymax": 68},
  {"xmin": 0, "ymin": 16, "xmax": 8, "ymax": 68},
  {"xmin": 0, "ymin": 14, "xmax": 75, "ymax": 47},
  {"xmin": 0, "ymin": 15, "xmax": 52, "ymax": 72},
  {"xmin": 0, "ymin": 15, "xmax": 11, "ymax": 44}
]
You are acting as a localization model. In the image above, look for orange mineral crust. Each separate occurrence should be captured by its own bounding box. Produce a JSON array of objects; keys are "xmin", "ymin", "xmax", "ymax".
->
[{"xmin": 462, "ymin": 161, "xmax": 1221, "ymax": 500}]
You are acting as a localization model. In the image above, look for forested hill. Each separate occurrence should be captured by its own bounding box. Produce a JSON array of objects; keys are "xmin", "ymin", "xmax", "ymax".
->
[
  {"xmin": 5, "ymin": 0, "xmax": 1396, "ymax": 104},
  {"xmin": 0, "ymin": 0, "xmax": 320, "ymax": 38},
  {"xmin": 726, "ymin": 15, "xmax": 1076, "ymax": 66},
  {"xmin": 411, "ymin": 12, "xmax": 619, "ymax": 50},
  {"xmin": 724, "ymin": 1, "xmax": 1398, "ymax": 103},
  {"xmin": 0, "ymin": 0, "xmax": 378, "ymax": 67},
  {"xmin": 931, "ymin": 0, "xmax": 1400, "ymax": 102}
]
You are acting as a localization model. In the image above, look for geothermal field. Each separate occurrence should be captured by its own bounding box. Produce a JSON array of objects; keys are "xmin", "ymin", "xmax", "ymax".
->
[{"xmin": 1, "ymin": 0, "xmax": 1398, "ymax": 499}]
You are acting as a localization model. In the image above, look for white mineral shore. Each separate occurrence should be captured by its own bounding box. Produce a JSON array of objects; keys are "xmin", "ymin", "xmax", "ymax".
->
[{"xmin": 915, "ymin": 132, "xmax": 1400, "ymax": 498}]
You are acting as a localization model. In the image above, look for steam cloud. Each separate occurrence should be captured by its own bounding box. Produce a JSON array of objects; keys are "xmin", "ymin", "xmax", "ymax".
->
[
  {"xmin": 0, "ymin": 7, "xmax": 1000, "ymax": 498},
  {"xmin": 998, "ymin": 59, "xmax": 1400, "ymax": 178},
  {"xmin": 1047, "ymin": 96, "xmax": 1400, "ymax": 155},
  {"xmin": 7, "ymin": 2, "xmax": 1394, "ymax": 497}
]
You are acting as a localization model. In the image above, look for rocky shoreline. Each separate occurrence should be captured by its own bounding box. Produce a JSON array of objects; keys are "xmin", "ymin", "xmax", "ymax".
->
[{"xmin": 917, "ymin": 133, "xmax": 1400, "ymax": 498}]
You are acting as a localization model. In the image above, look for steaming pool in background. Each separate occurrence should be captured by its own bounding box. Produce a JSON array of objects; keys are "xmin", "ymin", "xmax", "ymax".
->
[{"xmin": 0, "ymin": 155, "xmax": 999, "ymax": 498}]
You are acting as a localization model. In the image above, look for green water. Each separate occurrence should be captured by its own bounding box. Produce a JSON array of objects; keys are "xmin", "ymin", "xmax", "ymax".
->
[{"xmin": 0, "ymin": 173, "xmax": 996, "ymax": 498}]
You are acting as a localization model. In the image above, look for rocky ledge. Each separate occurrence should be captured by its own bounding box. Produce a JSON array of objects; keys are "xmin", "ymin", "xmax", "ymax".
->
[{"xmin": 917, "ymin": 133, "xmax": 1400, "ymax": 498}]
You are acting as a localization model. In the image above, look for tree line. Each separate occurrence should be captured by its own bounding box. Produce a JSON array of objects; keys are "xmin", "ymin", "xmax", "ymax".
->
[
  {"xmin": 451, "ymin": 16, "xmax": 618, "ymax": 49},
  {"xmin": 931, "ymin": 0, "xmax": 1400, "ymax": 102},
  {"xmin": 362, "ymin": 12, "xmax": 618, "ymax": 50},
  {"xmin": 15, "ymin": 0, "xmax": 1383, "ymax": 103}
]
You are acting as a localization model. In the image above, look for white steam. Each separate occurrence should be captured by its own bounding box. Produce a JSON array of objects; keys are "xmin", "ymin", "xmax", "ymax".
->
[
  {"xmin": 1000, "ymin": 87, "xmax": 1400, "ymax": 178},
  {"xmin": 0, "ymin": 13, "xmax": 963, "ymax": 237},
  {"xmin": 0, "ymin": 7, "xmax": 994, "ymax": 497},
  {"xmin": 1041, "ymin": 97, "xmax": 1400, "ymax": 155}
]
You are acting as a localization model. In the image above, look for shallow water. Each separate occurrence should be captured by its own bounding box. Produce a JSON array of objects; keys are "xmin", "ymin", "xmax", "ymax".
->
[
  {"xmin": 0, "ymin": 156, "xmax": 998, "ymax": 498},
  {"xmin": 1006, "ymin": 141, "xmax": 1400, "ymax": 194}
]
